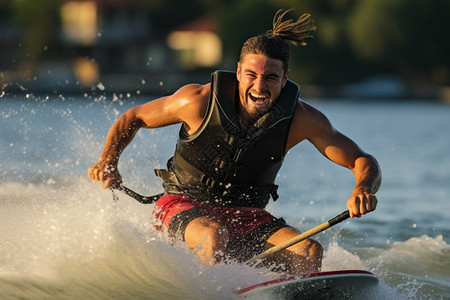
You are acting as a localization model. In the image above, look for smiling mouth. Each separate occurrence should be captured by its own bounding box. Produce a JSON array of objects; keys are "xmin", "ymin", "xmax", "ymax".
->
[{"xmin": 249, "ymin": 92, "xmax": 269, "ymax": 104}]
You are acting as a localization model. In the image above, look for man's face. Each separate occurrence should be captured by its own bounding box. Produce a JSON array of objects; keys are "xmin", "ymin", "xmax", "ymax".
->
[{"xmin": 236, "ymin": 54, "xmax": 288, "ymax": 121}]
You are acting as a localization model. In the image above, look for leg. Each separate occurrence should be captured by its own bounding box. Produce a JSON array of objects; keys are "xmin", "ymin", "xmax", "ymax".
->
[
  {"xmin": 263, "ymin": 227, "xmax": 323, "ymax": 275},
  {"xmin": 184, "ymin": 216, "xmax": 229, "ymax": 265}
]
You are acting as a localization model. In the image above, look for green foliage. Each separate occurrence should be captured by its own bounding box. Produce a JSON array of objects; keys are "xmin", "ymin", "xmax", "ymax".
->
[
  {"xmin": 218, "ymin": 0, "xmax": 279, "ymax": 66},
  {"xmin": 145, "ymin": 0, "xmax": 208, "ymax": 36},
  {"xmin": 348, "ymin": 0, "xmax": 399, "ymax": 61},
  {"xmin": 347, "ymin": 0, "xmax": 450, "ymax": 83},
  {"xmin": 11, "ymin": 0, "xmax": 61, "ymax": 62}
]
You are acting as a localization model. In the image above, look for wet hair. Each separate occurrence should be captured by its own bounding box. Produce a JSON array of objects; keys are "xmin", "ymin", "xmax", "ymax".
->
[{"xmin": 239, "ymin": 9, "xmax": 316, "ymax": 73}]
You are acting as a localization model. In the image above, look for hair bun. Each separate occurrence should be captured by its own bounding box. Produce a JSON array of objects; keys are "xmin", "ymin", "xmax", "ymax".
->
[{"xmin": 266, "ymin": 8, "xmax": 316, "ymax": 46}]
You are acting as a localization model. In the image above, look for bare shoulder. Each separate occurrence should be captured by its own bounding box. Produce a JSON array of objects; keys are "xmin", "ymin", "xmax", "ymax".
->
[
  {"xmin": 134, "ymin": 83, "xmax": 211, "ymax": 130},
  {"xmin": 174, "ymin": 83, "xmax": 211, "ymax": 100},
  {"xmin": 295, "ymin": 100, "xmax": 330, "ymax": 123},
  {"xmin": 173, "ymin": 83, "xmax": 211, "ymax": 132},
  {"xmin": 286, "ymin": 100, "xmax": 334, "ymax": 150}
]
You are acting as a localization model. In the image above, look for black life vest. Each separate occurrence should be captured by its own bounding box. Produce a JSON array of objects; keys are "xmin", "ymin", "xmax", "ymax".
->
[{"xmin": 155, "ymin": 70, "xmax": 299, "ymax": 208}]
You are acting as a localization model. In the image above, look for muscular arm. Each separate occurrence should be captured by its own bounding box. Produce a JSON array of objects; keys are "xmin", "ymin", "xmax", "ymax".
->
[
  {"xmin": 287, "ymin": 100, "xmax": 381, "ymax": 218},
  {"xmin": 88, "ymin": 83, "xmax": 210, "ymax": 188}
]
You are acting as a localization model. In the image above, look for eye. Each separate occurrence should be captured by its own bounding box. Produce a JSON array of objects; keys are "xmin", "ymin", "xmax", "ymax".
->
[{"xmin": 266, "ymin": 75, "xmax": 279, "ymax": 82}]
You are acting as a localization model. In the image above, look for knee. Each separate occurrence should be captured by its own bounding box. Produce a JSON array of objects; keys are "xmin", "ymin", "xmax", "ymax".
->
[
  {"xmin": 184, "ymin": 217, "xmax": 229, "ymax": 262},
  {"xmin": 306, "ymin": 238, "xmax": 323, "ymax": 261},
  {"xmin": 196, "ymin": 223, "xmax": 229, "ymax": 264},
  {"xmin": 202, "ymin": 222, "xmax": 229, "ymax": 251},
  {"xmin": 288, "ymin": 238, "xmax": 323, "ymax": 273},
  {"xmin": 294, "ymin": 238, "xmax": 322, "ymax": 260}
]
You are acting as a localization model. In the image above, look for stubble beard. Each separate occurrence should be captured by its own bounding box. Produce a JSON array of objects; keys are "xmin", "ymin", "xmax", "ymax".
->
[{"xmin": 239, "ymin": 87, "xmax": 273, "ymax": 124}]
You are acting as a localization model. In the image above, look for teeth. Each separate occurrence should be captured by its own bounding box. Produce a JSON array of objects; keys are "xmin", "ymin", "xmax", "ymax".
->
[
  {"xmin": 249, "ymin": 93, "xmax": 269, "ymax": 104},
  {"xmin": 250, "ymin": 93, "xmax": 267, "ymax": 99}
]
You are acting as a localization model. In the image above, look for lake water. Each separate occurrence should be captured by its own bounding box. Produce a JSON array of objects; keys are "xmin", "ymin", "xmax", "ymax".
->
[{"xmin": 0, "ymin": 93, "xmax": 449, "ymax": 299}]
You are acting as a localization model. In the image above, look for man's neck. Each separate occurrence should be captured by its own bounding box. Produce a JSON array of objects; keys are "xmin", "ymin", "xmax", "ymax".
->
[{"xmin": 237, "ymin": 106, "xmax": 256, "ymax": 131}]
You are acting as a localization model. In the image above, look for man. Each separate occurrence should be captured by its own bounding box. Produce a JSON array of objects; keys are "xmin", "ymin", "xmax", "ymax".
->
[{"xmin": 88, "ymin": 9, "xmax": 381, "ymax": 275}]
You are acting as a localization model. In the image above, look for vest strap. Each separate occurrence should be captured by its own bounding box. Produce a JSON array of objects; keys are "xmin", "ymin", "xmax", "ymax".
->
[{"xmin": 154, "ymin": 151, "xmax": 279, "ymax": 208}]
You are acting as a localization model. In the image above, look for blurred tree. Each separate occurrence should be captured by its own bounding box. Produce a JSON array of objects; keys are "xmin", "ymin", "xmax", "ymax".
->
[
  {"xmin": 218, "ymin": 0, "xmax": 278, "ymax": 68},
  {"xmin": 11, "ymin": 0, "xmax": 61, "ymax": 63},
  {"xmin": 348, "ymin": 0, "xmax": 450, "ymax": 85},
  {"xmin": 287, "ymin": 0, "xmax": 370, "ymax": 85},
  {"xmin": 143, "ymin": 0, "xmax": 208, "ymax": 37}
]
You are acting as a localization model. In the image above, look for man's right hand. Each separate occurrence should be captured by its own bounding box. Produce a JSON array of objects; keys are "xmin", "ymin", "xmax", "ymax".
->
[{"xmin": 88, "ymin": 160, "xmax": 122, "ymax": 189}]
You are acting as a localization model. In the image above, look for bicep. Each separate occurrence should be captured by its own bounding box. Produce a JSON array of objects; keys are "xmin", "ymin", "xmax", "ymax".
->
[{"xmin": 289, "ymin": 101, "xmax": 365, "ymax": 169}]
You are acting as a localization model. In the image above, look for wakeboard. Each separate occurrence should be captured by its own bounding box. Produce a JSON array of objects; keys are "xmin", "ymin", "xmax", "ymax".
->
[{"xmin": 236, "ymin": 269, "xmax": 378, "ymax": 299}]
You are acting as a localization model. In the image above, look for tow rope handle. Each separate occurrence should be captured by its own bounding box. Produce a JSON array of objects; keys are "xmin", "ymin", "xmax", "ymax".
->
[{"xmin": 109, "ymin": 183, "xmax": 162, "ymax": 204}]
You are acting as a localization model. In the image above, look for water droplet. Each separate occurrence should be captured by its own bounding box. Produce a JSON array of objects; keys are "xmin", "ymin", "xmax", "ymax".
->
[{"xmin": 97, "ymin": 82, "xmax": 105, "ymax": 91}]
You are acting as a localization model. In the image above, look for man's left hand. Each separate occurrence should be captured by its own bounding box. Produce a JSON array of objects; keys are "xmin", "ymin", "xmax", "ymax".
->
[{"xmin": 346, "ymin": 187, "xmax": 378, "ymax": 218}]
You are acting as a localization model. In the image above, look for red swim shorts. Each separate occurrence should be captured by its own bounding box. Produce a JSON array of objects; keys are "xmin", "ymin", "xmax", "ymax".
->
[{"xmin": 152, "ymin": 194, "xmax": 288, "ymax": 262}]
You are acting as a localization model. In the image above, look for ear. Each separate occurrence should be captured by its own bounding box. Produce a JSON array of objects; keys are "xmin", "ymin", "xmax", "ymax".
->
[{"xmin": 236, "ymin": 62, "xmax": 241, "ymax": 81}]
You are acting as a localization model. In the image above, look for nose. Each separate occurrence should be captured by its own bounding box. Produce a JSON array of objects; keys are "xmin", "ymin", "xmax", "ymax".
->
[{"xmin": 254, "ymin": 77, "xmax": 267, "ymax": 92}]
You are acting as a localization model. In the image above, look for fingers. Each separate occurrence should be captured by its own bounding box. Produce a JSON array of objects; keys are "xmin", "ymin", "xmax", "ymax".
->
[
  {"xmin": 87, "ymin": 166, "xmax": 98, "ymax": 181},
  {"xmin": 364, "ymin": 194, "xmax": 377, "ymax": 213},
  {"xmin": 348, "ymin": 200, "xmax": 361, "ymax": 218},
  {"xmin": 88, "ymin": 163, "xmax": 122, "ymax": 189},
  {"xmin": 88, "ymin": 165, "xmax": 105, "ymax": 181},
  {"xmin": 347, "ymin": 193, "xmax": 378, "ymax": 218}
]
